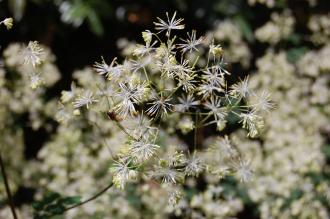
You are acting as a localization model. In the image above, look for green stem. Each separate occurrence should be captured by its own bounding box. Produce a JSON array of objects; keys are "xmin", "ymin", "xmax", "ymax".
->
[
  {"xmin": 194, "ymin": 111, "xmax": 199, "ymax": 151},
  {"xmin": 0, "ymin": 152, "xmax": 18, "ymax": 219},
  {"xmin": 63, "ymin": 182, "xmax": 113, "ymax": 212}
]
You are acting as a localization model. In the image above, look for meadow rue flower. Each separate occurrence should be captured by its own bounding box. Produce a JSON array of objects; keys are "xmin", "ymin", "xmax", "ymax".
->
[
  {"xmin": 178, "ymin": 116, "xmax": 195, "ymax": 134},
  {"xmin": 217, "ymin": 136, "xmax": 238, "ymax": 158},
  {"xmin": 142, "ymin": 30, "xmax": 153, "ymax": 46},
  {"xmin": 230, "ymin": 76, "xmax": 250, "ymax": 98},
  {"xmin": 151, "ymin": 166, "xmax": 180, "ymax": 184},
  {"xmin": 110, "ymin": 159, "xmax": 136, "ymax": 189},
  {"xmin": 53, "ymin": 13, "xmax": 272, "ymax": 211},
  {"xmin": 249, "ymin": 91, "xmax": 275, "ymax": 113},
  {"xmin": 1, "ymin": 17, "xmax": 13, "ymax": 29},
  {"xmin": 175, "ymin": 94, "xmax": 200, "ymax": 112},
  {"xmin": 184, "ymin": 154, "xmax": 204, "ymax": 177},
  {"xmin": 73, "ymin": 90, "xmax": 98, "ymax": 109},
  {"xmin": 232, "ymin": 159, "xmax": 253, "ymax": 182},
  {"xmin": 177, "ymin": 30, "xmax": 204, "ymax": 53},
  {"xmin": 114, "ymin": 81, "xmax": 149, "ymax": 117},
  {"xmin": 168, "ymin": 189, "xmax": 183, "ymax": 206},
  {"xmin": 209, "ymin": 44, "xmax": 223, "ymax": 57},
  {"xmin": 146, "ymin": 95, "xmax": 173, "ymax": 117},
  {"xmin": 29, "ymin": 72, "xmax": 44, "ymax": 89},
  {"xmin": 202, "ymin": 67, "xmax": 226, "ymax": 87},
  {"xmin": 204, "ymin": 96, "xmax": 228, "ymax": 122},
  {"xmin": 239, "ymin": 111, "xmax": 264, "ymax": 137},
  {"xmin": 130, "ymin": 138, "xmax": 159, "ymax": 163},
  {"xmin": 154, "ymin": 11, "xmax": 185, "ymax": 36},
  {"xmin": 60, "ymin": 82, "xmax": 76, "ymax": 103},
  {"xmin": 94, "ymin": 57, "xmax": 123, "ymax": 80},
  {"xmin": 4, "ymin": 5, "xmax": 328, "ymax": 218},
  {"xmin": 22, "ymin": 41, "xmax": 44, "ymax": 67}
]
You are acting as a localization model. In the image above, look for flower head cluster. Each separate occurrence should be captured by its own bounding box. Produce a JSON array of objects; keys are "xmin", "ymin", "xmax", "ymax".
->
[{"xmin": 56, "ymin": 12, "xmax": 272, "ymax": 207}]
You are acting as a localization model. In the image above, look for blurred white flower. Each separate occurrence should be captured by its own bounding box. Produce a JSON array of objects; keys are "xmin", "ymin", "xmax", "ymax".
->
[{"xmin": 232, "ymin": 159, "xmax": 252, "ymax": 182}]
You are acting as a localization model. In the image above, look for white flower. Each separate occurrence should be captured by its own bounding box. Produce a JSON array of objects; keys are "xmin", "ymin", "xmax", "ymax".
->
[
  {"xmin": 250, "ymin": 91, "xmax": 275, "ymax": 112},
  {"xmin": 146, "ymin": 95, "xmax": 173, "ymax": 117},
  {"xmin": 125, "ymin": 113, "xmax": 156, "ymax": 138},
  {"xmin": 133, "ymin": 43, "xmax": 156, "ymax": 57},
  {"xmin": 142, "ymin": 30, "xmax": 153, "ymax": 46},
  {"xmin": 154, "ymin": 11, "xmax": 185, "ymax": 36},
  {"xmin": 204, "ymin": 96, "xmax": 228, "ymax": 122},
  {"xmin": 232, "ymin": 159, "xmax": 252, "ymax": 182},
  {"xmin": 217, "ymin": 136, "xmax": 237, "ymax": 158},
  {"xmin": 176, "ymin": 94, "xmax": 200, "ymax": 112},
  {"xmin": 239, "ymin": 111, "xmax": 264, "ymax": 137},
  {"xmin": 61, "ymin": 82, "xmax": 76, "ymax": 103},
  {"xmin": 177, "ymin": 71, "xmax": 196, "ymax": 92},
  {"xmin": 151, "ymin": 166, "xmax": 179, "ymax": 184},
  {"xmin": 29, "ymin": 72, "xmax": 44, "ymax": 89},
  {"xmin": 178, "ymin": 116, "xmax": 195, "ymax": 134},
  {"xmin": 209, "ymin": 44, "xmax": 223, "ymax": 57},
  {"xmin": 130, "ymin": 139, "xmax": 159, "ymax": 163},
  {"xmin": 22, "ymin": 41, "xmax": 44, "ymax": 67},
  {"xmin": 230, "ymin": 76, "xmax": 250, "ymax": 98},
  {"xmin": 110, "ymin": 159, "xmax": 136, "ymax": 189},
  {"xmin": 198, "ymin": 83, "xmax": 224, "ymax": 99},
  {"xmin": 93, "ymin": 57, "xmax": 123, "ymax": 80},
  {"xmin": 55, "ymin": 104, "xmax": 71, "ymax": 123},
  {"xmin": 73, "ymin": 90, "xmax": 98, "ymax": 109},
  {"xmin": 115, "ymin": 81, "xmax": 148, "ymax": 117},
  {"xmin": 2, "ymin": 18, "xmax": 13, "ymax": 29},
  {"xmin": 168, "ymin": 189, "xmax": 183, "ymax": 206},
  {"xmin": 184, "ymin": 155, "xmax": 204, "ymax": 176},
  {"xmin": 177, "ymin": 30, "xmax": 204, "ymax": 53},
  {"xmin": 158, "ymin": 56, "xmax": 192, "ymax": 79},
  {"xmin": 202, "ymin": 67, "xmax": 226, "ymax": 87}
]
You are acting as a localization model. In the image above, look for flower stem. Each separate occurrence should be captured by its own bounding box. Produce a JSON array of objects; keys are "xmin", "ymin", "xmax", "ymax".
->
[
  {"xmin": 0, "ymin": 152, "xmax": 18, "ymax": 219},
  {"xmin": 63, "ymin": 182, "xmax": 113, "ymax": 212}
]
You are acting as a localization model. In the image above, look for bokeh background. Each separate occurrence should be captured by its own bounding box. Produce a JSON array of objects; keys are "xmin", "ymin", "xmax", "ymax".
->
[{"xmin": 1, "ymin": 0, "xmax": 330, "ymax": 218}]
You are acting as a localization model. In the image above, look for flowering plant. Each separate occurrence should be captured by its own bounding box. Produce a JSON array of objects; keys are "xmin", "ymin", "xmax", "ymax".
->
[
  {"xmin": 46, "ymin": 12, "xmax": 273, "ymax": 216},
  {"xmin": 0, "ymin": 12, "xmax": 274, "ymax": 219}
]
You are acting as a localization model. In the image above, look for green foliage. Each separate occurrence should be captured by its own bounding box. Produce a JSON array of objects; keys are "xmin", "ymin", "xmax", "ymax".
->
[
  {"xmin": 286, "ymin": 47, "xmax": 308, "ymax": 63},
  {"xmin": 33, "ymin": 192, "xmax": 81, "ymax": 219}
]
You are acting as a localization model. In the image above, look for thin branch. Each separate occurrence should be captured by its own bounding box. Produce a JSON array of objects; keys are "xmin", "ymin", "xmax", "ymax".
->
[
  {"xmin": 63, "ymin": 182, "xmax": 113, "ymax": 212},
  {"xmin": 0, "ymin": 152, "xmax": 18, "ymax": 219}
]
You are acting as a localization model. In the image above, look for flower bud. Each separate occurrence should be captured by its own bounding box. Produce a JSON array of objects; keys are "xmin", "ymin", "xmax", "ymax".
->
[
  {"xmin": 209, "ymin": 44, "xmax": 223, "ymax": 57},
  {"xmin": 3, "ymin": 18, "xmax": 13, "ymax": 30},
  {"xmin": 142, "ymin": 30, "xmax": 152, "ymax": 46}
]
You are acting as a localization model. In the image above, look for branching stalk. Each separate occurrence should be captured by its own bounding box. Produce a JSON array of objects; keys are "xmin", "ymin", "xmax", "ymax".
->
[{"xmin": 0, "ymin": 152, "xmax": 18, "ymax": 219}]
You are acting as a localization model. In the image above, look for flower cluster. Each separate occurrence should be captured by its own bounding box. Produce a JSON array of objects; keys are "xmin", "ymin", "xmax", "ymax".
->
[
  {"xmin": 55, "ymin": 13, "xmax": 271, "ymax": 206},
  {"xmin": 0, "ymin": 42, "xmax": 60, "ymax": 217}
]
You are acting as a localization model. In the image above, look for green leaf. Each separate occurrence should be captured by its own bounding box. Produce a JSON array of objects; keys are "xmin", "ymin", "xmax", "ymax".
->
[
  {"xmin": 286, "ymin": 47, "xmax": 308, "ymax": 63},
  {"xmin": 43, "ymin": 192, "xmax": 61, "ymax": 204},
  {"xmin": 87, "ymin": 10, "xmax": 104, "ymax": 36},
  {"xmin": 59, "ymin": 196, "xmax": 81, "ymax": 206},
  {"xmin": 32, "ymin": 201, "xmax": 44, "ymax": 211},
  {"xmin": 286, "ymin": 33, "xmax": 303, "ymax": 45},
  {"xmin": 47, "ymin": 205, "xmax": 65, "ymax": 215}
]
